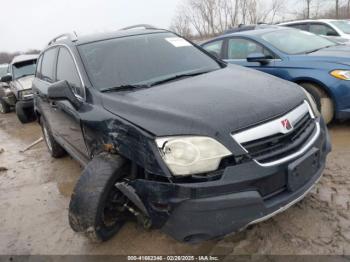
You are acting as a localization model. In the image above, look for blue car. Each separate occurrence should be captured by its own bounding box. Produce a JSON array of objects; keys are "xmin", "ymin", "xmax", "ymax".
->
[{"xmin": 201, "ymin": 27, "xmax": 350, "ymax": 124}]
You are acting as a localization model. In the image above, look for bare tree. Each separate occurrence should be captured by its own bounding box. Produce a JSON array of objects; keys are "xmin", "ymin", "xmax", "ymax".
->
[
  {"xmin": 336, "ymin": 0, "xmax": 339, "ymax": 17},
  {"xmin": 170, "ymin": 6, "xmax": 193, "ymax": 38},
  {"xmin": 306, "ymin": 0, "xmax": 312, "ymax": 18}
]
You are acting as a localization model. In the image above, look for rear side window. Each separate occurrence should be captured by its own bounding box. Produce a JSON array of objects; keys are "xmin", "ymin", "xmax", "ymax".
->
[
  {"xmin": 287, "ymin": 23, "xmax": 308, "ymax": 31},
  {"xmin": 56, "ymin": 47, "xmax": 83, "ymax": 98},
  {"xmin": 41, "ymin": 48, "xmax": 57, "ymax": 82}
]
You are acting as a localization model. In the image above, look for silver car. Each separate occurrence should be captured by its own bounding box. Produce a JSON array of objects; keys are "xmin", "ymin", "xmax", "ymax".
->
[{"xmin": 0, "ymin": 54, "xmax": 38, "ymax": 123}]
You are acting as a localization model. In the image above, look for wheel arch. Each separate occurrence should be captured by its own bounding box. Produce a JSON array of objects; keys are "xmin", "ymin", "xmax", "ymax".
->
[{"xmin": 293, "ymin": 77, "xmax": 337, "ymax": 108}]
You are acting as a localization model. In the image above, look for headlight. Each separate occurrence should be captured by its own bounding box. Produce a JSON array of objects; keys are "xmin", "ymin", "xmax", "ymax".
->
[
  {"xmin": 330, "ymin": 70, "xmax": 350, "ymax": 80},
  {"xmin": 18, "ymin": 89, "xmax": 33, "ymax": 100},
  {"xmin": 300, "ymin": 88, "xmax": 320, "ymax": 117},
  {"xmin": 156, "ymin": 136, "xmax": 232, "ymax": 176}
]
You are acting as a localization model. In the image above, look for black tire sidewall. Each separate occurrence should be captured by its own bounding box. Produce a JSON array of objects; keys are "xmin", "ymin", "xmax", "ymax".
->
[
  {"xmin": 69, "ymin": 154, "xmax": 129, "ymax": 242},
  {"xmin": 0, "ymin": 98, "xmax": 10, "ymax": 114},
  {"xmin": 15, "ymin": 101, "xmax": 35, "ymax": 123},
  {"xmin": 40, "ymin": 116, "xmax": 66, "ymax": 158}
]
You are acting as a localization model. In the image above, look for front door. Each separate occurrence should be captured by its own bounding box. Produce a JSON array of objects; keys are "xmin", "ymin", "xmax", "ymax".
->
[
  {"xmin": 224, "ymin": 37, "xmax": 277, "ymax": 75},
  {"xmin": 48, "ymin": 47, "xmax": 88, "ymax": 158}
]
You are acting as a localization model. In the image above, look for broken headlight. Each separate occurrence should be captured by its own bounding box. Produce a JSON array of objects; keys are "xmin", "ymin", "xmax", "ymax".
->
[
  {"xmin": 156, "ymin": 136, "xmax": 232, "ymax": 176},
  {"xmin": 18, "ymin": 89, "xmax": 33, "ymax": 100}
]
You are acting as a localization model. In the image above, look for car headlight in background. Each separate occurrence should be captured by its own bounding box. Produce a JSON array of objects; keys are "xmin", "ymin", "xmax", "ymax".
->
[
  {"xmin": 156, "ymin": 136, "xmax": 232, "ymax": 176},
  {"xmin": 300, "ymin": 88, "xmax": 321, "ymax": 117},
  {"xmin": 18, "ymin": 89, "xmax": 33, "ymax": 100},
  {"xmin": 330, "ymin": 70, "xmax": 350, "ymax": 80}
]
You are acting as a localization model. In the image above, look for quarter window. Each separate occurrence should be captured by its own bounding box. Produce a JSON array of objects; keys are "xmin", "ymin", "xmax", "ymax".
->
[
  {"xmin": 287, "ymin": 23, "xmax": 308, "ymax": 31},
  {"xmin": 227, "ymin": 38, "xmax": 273, "ymax": 59},
  {"xmin": 56, "ymin": 47, "xmax": 83, "ymax": 98},
  {"xmin": 41, "ymin": 48, "xmax": 57, "ymax": 82}
]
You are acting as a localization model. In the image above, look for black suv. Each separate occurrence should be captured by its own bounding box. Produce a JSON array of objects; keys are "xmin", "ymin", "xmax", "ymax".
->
[{"xmin": 33, "ymin": 25, "xmax": 331, "ymax": 243}]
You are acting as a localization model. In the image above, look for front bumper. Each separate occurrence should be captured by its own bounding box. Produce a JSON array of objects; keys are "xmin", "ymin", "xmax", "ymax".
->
[{"xmin": 128, "ymin": 118, "xmax": 331, "ymax": 243}]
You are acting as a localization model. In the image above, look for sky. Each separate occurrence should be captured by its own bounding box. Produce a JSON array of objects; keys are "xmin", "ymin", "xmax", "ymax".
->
[{"xmin": 0, "ymin": 0, "xmax": 182, "ymax": 52}]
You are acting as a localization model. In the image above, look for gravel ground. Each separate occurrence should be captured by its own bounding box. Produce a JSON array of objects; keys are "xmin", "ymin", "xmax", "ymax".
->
[{"xmin": 0, "ymin": 112, "xmax": 349, "ymax": 255}]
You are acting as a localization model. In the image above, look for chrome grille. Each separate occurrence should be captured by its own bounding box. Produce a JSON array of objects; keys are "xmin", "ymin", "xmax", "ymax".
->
[{"xmin": 232, "ymin": 101, "xmax": 319, "ymax": 166}]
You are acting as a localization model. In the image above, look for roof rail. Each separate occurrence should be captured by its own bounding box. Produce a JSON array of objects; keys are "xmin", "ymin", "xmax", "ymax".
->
[
  {"xmin": 48, "ymin": 32, "xmax": 78, "ymax": 46},
  {"xmin": 119, "ymin": 24, "xmax": 159, "ymax": 31}
]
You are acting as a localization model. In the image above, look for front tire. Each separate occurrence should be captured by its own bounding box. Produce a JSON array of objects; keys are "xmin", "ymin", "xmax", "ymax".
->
[
  {"xmin": 40, "ymin": 116, "xmax": 66, "ymax": 158},
  {"xmin": 69, "ymin": 154, "xmax": 131, "ymax": 242},
  {"xmin": 15, "ymin": 101, "xmax": 36, "ymax": 123},
  {"xmin": 0, "ymin": 99, "xmax": 11, "ymax": 114},
  {"xmin": 300, "ymin": 83, "xmax": 334, "ymax": 124}
]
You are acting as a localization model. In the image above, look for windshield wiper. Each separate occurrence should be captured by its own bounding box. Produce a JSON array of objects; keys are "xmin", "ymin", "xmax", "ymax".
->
[
  {"xmin": 100, "ymin": 84, "xmax": 150, "ymax": 93},
  {"xmin": 149, "ymin": 70, "xmax": 214, "ymax": 87}
]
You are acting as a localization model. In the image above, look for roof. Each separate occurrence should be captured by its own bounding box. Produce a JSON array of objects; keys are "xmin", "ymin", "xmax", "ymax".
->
[
  {"xmin": 279, "ymin": 19, "xmax": 338, "ymax": 25},
  {"xmin": 11, "ymin": 54, "xmax": 38, "ymax": 64},
  {"xmin": 222, "ymin": 26, "xmax": 290, "ymax": 38},
  {"xmin": 47, "ymin": 25, "xmax": 169, "ymax": 47},
  {"xmin": 76, "ymin": 29, "xmax": 167, "ymax": 45}
]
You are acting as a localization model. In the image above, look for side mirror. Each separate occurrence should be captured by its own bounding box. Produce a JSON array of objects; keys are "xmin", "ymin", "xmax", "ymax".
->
[
  {"xmin": 48, "ymin": 80, "xmax": 82, "ymax": 109},
  {"xmin": 1, "ymin": 74, "xmax": 12, "ymax": 82},
  {"xmin": 247, "ymin": 53, "xmax": 271, "ymax": 65}
]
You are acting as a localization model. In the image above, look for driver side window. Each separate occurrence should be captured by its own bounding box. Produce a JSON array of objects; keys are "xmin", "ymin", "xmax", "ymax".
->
[
  {"xmin": 227, "ymin": 38, "xmax": 273, "ymax": 60},
  {"xmin": 202, "ymin": 40, "xmax": 223, "ymax": 58},
  {"xmin": 56, "ymin": 47, "xmax": 84, "ymax": 98},
  {"xmin": 309, "ymin": 23, "xmax": 338, "ymax": 36}
]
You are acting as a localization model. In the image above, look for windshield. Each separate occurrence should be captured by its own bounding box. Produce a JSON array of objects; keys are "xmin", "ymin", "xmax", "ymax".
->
[
  {"xmin": 0, "ymin": 65, "xmax": 8, "ymax": 78},
  {"xmin": 329, "ymin": 20, "xmax": 350, "ymax": 34},
  {"xmin": 78, "ymin": 32, "xmax": 221, "ymax": 90},
  {"xmin": 13, "ymin": 59, "xmax": 37, "ymax": 79},
  {"xmin": 261, "ymin": 29, "xmax": 337, "ymax": 55}
]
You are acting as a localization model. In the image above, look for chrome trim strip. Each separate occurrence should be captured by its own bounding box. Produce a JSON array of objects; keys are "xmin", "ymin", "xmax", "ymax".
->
[
  {"xmin": 232, "ymin": 101, "xmax": 310, "ymax": 145},
  {"xmin": 231, "ymin": 100, "xmax": 320, "ymax": 167},
  {"xmin": 247, "ymin": 173, "xmax": 323, "ymax": 226},
  {"xmin": 255, "ymin": 122, "xmax": 320, "ymax": 167}
]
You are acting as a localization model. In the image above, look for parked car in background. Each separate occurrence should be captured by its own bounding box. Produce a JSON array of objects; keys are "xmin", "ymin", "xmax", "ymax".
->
[
  {"xmin": 201, "ymin": 27, "xmax": 350, "ymax": 124},
  {"xmin": 0, "ymin": 55, "xmax": 38, "ymax": 123},
  {"xmin": 33, "ymin": 26, "xmax": 330, "ymax": 243},
  {"xmin": 0, "ymin": 64, "xmax": 10, "ymax": 113},
  {"xmin": 0, "ymin": 64, "xmax": 8, "ymax": 79},
  {"xmin": 279, "ymin": 19, "xmax": 350, "ymax": 44}
]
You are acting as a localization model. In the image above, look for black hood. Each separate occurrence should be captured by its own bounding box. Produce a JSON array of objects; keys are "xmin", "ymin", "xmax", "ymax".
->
[{"xmin": 102, "ymin": 65, "xmax": 305, "ymax": 138}]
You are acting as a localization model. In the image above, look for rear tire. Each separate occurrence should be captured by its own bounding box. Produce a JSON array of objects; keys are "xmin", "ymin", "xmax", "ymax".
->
[
  {"xmin": 300, "ymin": 83, "xmax": 334, "ymax": 124},
  {"xmin": 69, "ymin": 154, "xmax": 131, "ymax": 242},
  {"xmin": 0, "ymin": 99, "xmax": 10, "ymax": 114},
  {"xmin": 40, "ymin": 116, "xmax": 66, "ymax": 158},
  {"xmin": 15, "ymin": 101, "xmax": 36, "ymax": 123}
]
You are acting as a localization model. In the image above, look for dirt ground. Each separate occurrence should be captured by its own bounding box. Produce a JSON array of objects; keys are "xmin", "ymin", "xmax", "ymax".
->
[{"xmin": 0, "ymin": 112, "xmax": 349, "ymax": 255}]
